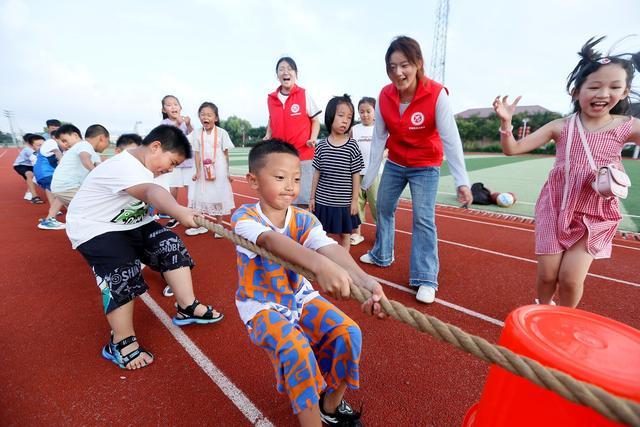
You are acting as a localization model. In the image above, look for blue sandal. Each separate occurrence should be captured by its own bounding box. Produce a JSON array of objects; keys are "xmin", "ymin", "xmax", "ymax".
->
[
  {"xmin": 172, "ymin": 299, "xmax": 224, "ymax": 326},
  {"xmin": 102, "ymin": 335, "xmax": 153, "ymax": 369}
]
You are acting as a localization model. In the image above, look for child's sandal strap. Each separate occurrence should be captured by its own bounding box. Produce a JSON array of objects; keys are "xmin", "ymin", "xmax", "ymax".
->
[
  {"xmin": 114, "ymin": 335, "xmax": 137, "ymax": 351},
  {"xmin": 121, "ymin": 347, "xmax": 153, "ymax": 366},
  {"xmin": 202, "ymin": 305, "xmax": 214, "ymax": 319},
  {"xmin": 177, "ymin": 299, "xmax": 201, "ymax": 316}
]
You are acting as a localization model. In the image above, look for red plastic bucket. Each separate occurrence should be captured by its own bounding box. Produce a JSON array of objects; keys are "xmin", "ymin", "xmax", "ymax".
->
[{"xmin": 463, "ymin": 305, "xmax": 640, "ymax": 426}]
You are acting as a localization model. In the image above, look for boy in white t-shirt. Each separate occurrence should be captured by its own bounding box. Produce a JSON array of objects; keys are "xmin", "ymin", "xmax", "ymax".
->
[
  {"xmin": 52, "ymin": 124, "xmax": 110, "ymax": 206},
  {"xmin": 66, "ymin": 124, "xmax": 224, "ymax": 370}
]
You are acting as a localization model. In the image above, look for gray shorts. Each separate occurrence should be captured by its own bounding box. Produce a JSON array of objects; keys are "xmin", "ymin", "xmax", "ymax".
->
[{"xmin": 294, "ymin": 160, "xmax": 313, "ymax": 206}]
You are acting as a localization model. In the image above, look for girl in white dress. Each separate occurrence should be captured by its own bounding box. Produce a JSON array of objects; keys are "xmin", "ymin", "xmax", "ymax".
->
[{"xmin": 186, "ymin": 102, "xmax": 235, "ymax": 236}]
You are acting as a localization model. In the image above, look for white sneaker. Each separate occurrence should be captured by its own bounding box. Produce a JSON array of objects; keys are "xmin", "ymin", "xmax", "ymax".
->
[
  {"xmin": 162, "ymin": 285, "xmax": 174, "ymax": 297},
  {"xmin": 359, "ymin": 253, "xmax": 393, "ymax": 265},
  {"xmin": 350, "ymin": 234, "xmax": 365, "ymax": 246},
  {"xmin": 534, "ymin": 298, "xmax": 557, "ymax": 306},
  {"xmin": 24, "ymin": 191, "xmax": 33, "ymax": 201},
  {"xmin": 360, "ymin": 253, "xmax": 374, "ymax": 264},
  {"xmin": 185, "ymin": 226, "xmax": 208, "ymax": 236},
  {"xmin": 416, "ymin": 286, "xmax": 436, "ymax": 304},
  {"xmin": 214, "ymin": 232, "xmax": 223, "ymax": 239},
  {"xmin": 37, "ymin": 217, "xmax": 66, "ymax": 230}
]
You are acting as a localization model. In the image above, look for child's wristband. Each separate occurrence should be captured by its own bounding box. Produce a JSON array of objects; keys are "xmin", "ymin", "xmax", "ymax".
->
[{"xmin": 498, "ymin": 125, "xmax": 514, "ymax": 135}]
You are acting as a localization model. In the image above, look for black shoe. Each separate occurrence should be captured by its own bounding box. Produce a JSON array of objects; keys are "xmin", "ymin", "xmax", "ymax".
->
[
  {"xmin": 319, "ymin": 393, "xmax": 363, "ymax": 426},
  {"xmin": 165, "ymin": 219, "xmax": 179, "ymax": 229}
]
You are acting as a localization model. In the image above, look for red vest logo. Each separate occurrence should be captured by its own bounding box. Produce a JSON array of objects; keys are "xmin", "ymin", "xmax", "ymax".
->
[
  {"xmin": 411, "ymin": 112, "xmax": 425, "ymax": 126},
  {"xmin": 290, "ymin": 103, "xmax": 300, "ymax": 114}
]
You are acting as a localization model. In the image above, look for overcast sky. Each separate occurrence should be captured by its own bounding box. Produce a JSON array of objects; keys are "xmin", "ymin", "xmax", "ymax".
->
[{"xmin": 1, "ymin": 0, "xmax": 638, "ymax": 136}]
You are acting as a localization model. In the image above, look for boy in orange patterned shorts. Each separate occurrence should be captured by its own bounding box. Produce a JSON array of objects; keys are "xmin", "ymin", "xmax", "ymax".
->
[{"xmin": 231, "ymin": 140, "xmax": 386, "ymax": 426}]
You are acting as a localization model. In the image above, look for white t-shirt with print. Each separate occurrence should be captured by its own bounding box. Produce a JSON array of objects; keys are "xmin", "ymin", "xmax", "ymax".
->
[
  {"xmin": 66, "ymin": 150, "xmax": 155, "ymax": 249},
  {"xmin": 51, "ymin": 141, "xmax": 101, "ymax": 192}
]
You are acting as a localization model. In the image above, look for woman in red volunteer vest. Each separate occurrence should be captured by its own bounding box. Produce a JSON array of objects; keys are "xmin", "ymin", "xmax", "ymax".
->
[
  {"xmin": 360, "ymin": 36, "xmax": 473, "ymax": 303},
  {"xmin": 264, "ymin": 57, "xmax": 322, "ymax": 208}
]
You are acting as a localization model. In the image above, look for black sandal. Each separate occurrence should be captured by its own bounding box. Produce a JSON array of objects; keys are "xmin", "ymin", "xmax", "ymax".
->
[
  {"xmin": 30, "ymin": 196, "xmax": 44, "ymax": 204},
  {"xmin": 172, "ymin": 299, "xmax": 224, "ymax": 326},
  {"xmin": 101, "ymin": 335, "xmax": 153, "ymax": 369}
]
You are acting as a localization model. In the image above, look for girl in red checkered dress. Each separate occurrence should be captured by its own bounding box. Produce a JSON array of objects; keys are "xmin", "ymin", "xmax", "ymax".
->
[{"xmin": 493, "ymin": 37, "xmax": 640, "ymax": 308}]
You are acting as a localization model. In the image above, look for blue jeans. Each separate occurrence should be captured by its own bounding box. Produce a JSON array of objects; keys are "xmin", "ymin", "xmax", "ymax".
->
[{"xmin": 368, "ymin": 161, "xmax": 440, "ymax": 289}]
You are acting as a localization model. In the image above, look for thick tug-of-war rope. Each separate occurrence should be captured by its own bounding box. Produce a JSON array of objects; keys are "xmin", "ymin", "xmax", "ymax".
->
[{"xmin": 195, "ymin": 216, "xmax": 640, "ymax": 426}]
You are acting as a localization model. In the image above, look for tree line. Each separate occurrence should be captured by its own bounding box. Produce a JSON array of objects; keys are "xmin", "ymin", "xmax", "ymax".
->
[{"xmin": 221, "ymin": 111, "xmax": 564, "ymax": 150}]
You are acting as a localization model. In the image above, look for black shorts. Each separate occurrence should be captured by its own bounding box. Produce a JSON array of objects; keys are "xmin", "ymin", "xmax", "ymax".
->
[
  {"xmin": 13, "ymin": 165, "xmax": 33, "ymax": 180},
  {"xmin": 77, "ymin": 221, "xmax": 194, "ymax": 314}
]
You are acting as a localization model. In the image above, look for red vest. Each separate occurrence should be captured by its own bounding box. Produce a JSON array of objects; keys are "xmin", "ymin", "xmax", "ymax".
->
[
  {"xmin": 267, "ymin": 84, "xmax": 314, "ymax": 160},
  {"xmin": 379, "ymin": 77, "xmax": 446, "ymax": 167}
]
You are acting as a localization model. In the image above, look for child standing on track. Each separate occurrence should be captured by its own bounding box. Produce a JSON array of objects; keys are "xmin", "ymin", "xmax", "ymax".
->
[
  {"xmin": 493, "ymin": 36, "xmax": 640, "ymax": 308},
  {"xmin": 350, "ymin": 97, "xmax": 379, "ymax": 246},
  {"xmin": 185, "ymin": 102, "xmax": 235, "ymax": 237},
  {"xmin": 33, "ymin": 129, "xmax": 69, "ymax": 230},
  {"xmin": 232, "ymin": 140, "xmax": 385, "ymax": 426},
  {"xmin": 66, "ymin": 125, "xmax": 223, "ymax": 370},
  {"xmin": 13, "ymin": 134, "xmax": 45, "ymax": 204},
  {"xmin": 310, "ymin": 95, "xmax": 364, "ymax": 251},
  {"xmin": 51, "ymin": 124, "xmax": 110, "ymax": 206},
  {"xmin": 158, "ymin": 95, "xmax": 194, "ymax": 229}
]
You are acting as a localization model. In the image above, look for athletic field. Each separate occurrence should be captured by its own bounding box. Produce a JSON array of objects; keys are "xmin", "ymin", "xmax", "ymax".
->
[{"xmin": 229, "ymin": 148, "xmax": 639, "ymax": 232}]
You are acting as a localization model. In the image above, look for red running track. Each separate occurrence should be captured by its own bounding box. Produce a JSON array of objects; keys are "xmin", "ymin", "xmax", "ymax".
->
[{"xmin": 0, "ymin": 148, "xmax": 638, "ymax": 426}]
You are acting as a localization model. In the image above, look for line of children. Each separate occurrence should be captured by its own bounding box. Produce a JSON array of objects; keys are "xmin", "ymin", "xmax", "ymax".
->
[
  {"xmin": 232, "ymin": 140, "xmax": 386, "ymax": 426},
  {"xmin": 66, "ymin": 125, "xmax": 224, "ymax": 370},
  {"xmin": 13, "ymin": 133, "xmax": 45, "ymax": 204},
  {"xmin": 51, "ymin": 124, "xmax": 110, "ymax": 206},
  {"xmin": 493, "ymin": 37, "xmax": 640, "ymax": 308},
  {"xmin": 310, "ymin": 95, "xmax": 364, "ymax": 252},
  {"xmin": 186, "ymin": 102, "xmax": 235, "ymax": 236}
]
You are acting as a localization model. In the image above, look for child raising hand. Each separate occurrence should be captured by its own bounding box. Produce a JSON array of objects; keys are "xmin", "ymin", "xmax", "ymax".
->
[{"xmin": 493, "ymin": 36, "xmax": 640, "ymax": 308}]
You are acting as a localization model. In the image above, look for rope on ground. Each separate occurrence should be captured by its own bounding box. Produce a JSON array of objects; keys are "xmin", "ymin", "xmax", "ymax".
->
[{"xmin": 195, "ymin": 216, "xmax": 640, "ymax": 426}]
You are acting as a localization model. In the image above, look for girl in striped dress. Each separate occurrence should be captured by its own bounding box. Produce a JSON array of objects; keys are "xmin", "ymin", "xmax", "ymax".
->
[
  {"xmin": 310, "ymin": 95, "xmax": 364, "ymax": 251},
  {"xmin": 493, "ymin": 37, "xmax": 640, "ymax": 308}
]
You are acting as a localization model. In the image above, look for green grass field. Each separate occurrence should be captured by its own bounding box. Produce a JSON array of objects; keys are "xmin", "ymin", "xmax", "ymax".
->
[{"xmin": 214, "ymin": 148, "xmax": 639, "ymax": 232}]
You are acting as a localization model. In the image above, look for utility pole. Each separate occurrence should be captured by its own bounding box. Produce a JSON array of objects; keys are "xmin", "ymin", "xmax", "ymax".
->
[
  {"xmin": 430, "ymin": 0, "xmax": 450, "ymax": 84},
  {"xmin": 3, "ymin": 110, "xmax": 18, "ymax": 145}
]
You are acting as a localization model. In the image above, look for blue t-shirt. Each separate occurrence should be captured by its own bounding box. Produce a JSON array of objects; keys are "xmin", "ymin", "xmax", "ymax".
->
[{"xmin": 13, "ymin": 146, "xmax": 35, "ymax": 167}]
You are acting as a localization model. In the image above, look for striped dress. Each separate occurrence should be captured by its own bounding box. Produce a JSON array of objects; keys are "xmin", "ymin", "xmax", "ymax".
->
[{"xmin": 535, "ymin": 116, "xmax": 633, "ymax": 259}]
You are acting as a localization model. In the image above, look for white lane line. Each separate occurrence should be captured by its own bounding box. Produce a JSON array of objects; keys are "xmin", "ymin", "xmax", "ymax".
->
[
  {"xmin": 433, "ymin": 213, "xmax": 639, "ymax": 252},
  {"xmin": 0, "ymin": 151, "xmax": 6, "ymax": 158},
  {"xmin": 434, "ymin": 237, "xmax": 640, "ymax": 289},
  {"xmin": 231, "ymin": 192, "xmax": 639, "ymax": 288},
  {"xmin": 140, "ymin": 293, "xmax": 274, "ymax": 427},
  {"xmin": 231, "ymin": 191, "xmax": 638, "ymax": 287},
  {"xmin": 372, "ymin": 276, "xmax": 504, "ymax": 327}
]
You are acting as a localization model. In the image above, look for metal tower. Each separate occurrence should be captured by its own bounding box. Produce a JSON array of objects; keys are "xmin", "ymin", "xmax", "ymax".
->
[
  {"xmin": 3, "ymin": 110, "xmax": 18, "ymax": 145},
  {"xmin": 429, "ymin": 0, "xmax": 450, "ymax": 83}
]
